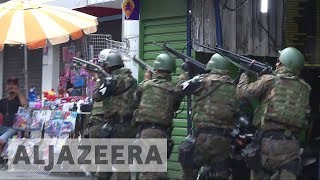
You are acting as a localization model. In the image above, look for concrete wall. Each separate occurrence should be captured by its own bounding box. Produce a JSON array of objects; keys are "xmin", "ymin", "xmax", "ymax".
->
[{"xmin": 122, "ymin": 14, "xmax": 139, "ymax": 81}]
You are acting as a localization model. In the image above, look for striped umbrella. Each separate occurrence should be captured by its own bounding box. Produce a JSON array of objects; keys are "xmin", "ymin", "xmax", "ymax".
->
[
  {"xmin": 0, "ymin": 0, "xmax": 98, "ymax": 50},
  {"xmin": 0, "ymin": 0, "xmax": 98, "ymax": 96}
]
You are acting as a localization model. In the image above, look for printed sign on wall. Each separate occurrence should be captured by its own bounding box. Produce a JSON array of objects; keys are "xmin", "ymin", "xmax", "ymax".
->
[{"xmin": 122, "ymin": 0, "xmax": 140, "ymax": 20}]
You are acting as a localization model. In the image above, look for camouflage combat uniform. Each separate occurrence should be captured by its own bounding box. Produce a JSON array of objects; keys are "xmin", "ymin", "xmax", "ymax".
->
[
  {"xmin": 179, "ymin": 69, "xmax": 238, "ymax": 180},
  {"xmin": 133, "ymin": 72, "xmax": 183, "ymax": 180},
  {"xmin": 237, "ymin": 66, "xmax": 311, "ymax": 180},
  {"xmin": 89, "ymin": 68, "xmax": 137, "ymax": 180}
]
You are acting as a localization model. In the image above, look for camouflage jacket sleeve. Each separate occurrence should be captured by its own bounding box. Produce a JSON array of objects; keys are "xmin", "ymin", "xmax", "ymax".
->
[
  {"xmin": 92, "ymin": 79, "xmax": 104, "ymax": 102},
  {"xmin": 236, "ymin": 73, "xmax": 274, "ymax": 100},
  {"xmin": 112, "ymin": 74, "xmax": 137, "ymax": 95}
]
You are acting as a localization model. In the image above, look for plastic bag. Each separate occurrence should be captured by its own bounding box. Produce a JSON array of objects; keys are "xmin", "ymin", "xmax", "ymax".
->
[
  {"xmin": 30, "ymin": 110, "xmax": 51, "ymax": 130},
  {"xmin": 60, "ymin": 111, "xmax": 77, "ymax": 134}
]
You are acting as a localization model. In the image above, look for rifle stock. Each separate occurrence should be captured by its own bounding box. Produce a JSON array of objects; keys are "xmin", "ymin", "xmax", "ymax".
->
[
  {"xmin": 197, "ymin": 44, "xmax": 273, "ymax": 75},
  {"xmin": 72, "ymin": 57, "xmax": 109, "ymax": 77},
  {"xmin": 132, "ymin": 55, "xmax": 155, "ymax": 74}
]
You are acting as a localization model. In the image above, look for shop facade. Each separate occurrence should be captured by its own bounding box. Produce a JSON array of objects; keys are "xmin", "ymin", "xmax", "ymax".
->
[{"xmin": 0, "ymin": 0, "xmax": 139, "ymax": 99}]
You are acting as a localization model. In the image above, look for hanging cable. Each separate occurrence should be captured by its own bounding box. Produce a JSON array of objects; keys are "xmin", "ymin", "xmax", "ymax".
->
[
  {"xmin": 223, "ymin": 0, "xmax": 249, "ymax": 11},
  {"xmin": 255, "ymin": 0, "xmax": 278, "ymax": 52}
]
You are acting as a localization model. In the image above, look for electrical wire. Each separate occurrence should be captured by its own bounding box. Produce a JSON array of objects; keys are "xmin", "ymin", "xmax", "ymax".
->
[
  {"xmin": 223, "ymin": 0, "xmax": 249, "ymax": 11},
  {"xmin": 182, "ymin": 41, "xmax": 192, "ymax": 54},
  {"xmin": 254, "ymin": 0, "xmax": 278, "ymax": 52}
]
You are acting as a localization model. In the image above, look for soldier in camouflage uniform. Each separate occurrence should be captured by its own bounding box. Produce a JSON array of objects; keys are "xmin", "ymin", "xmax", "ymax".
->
[
  {"xmin": 178, "ymin": 54, "xmax": 238, "ymax": 180},
  {"xmin": 237, "ymin": 47, "xmax": 311, "ymax": 180},
  {"xmin": 133, "ymin": 53, "xmax": 183, "ymax": 180},
  {"xmin": 89, "ymin": 50, "xmax": 137, "ymax": 180}
]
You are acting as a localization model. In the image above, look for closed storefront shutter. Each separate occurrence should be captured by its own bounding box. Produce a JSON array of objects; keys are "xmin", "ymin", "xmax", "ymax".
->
[{"xmin": 3, "ymin": 46, "xmax": 43, "ymax": 98}]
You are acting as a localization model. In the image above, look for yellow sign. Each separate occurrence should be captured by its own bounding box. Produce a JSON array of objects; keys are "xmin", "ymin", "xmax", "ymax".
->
[{"xmin": 122, "ymin": 0, "xmax": 135, "ymax": 19}]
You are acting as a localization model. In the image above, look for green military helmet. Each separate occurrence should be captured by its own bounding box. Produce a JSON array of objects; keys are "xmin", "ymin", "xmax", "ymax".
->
[
  {"xmin": 105, "ymin": 52, "xmax": 124, "ymax": 68},
  {"xmin": 206, "ymin": 53, "xmax": 233, "ymax": 71},
  {"xmin": 98, "ymin": 49, "xmax": 112, "ymax": 62},
  {"xmin": 278, "ymin": 47, "xmax": 305, "ymax": 72},
  {"xmin": 153, "ymin": 53, "xmax": 176, "ymax": 73}
]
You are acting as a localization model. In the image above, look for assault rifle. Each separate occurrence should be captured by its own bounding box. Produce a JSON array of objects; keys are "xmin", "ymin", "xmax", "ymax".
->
[
  {"xmin": 197, "ymin": 44, "xmax": 273, "ymax": 76},
  {"xmin": 153, "ymin": 42, "xmax": 207, "ymax": 76},
  {"xmin": 72, "ymin": 57, "xmax": 109, "ymax": 78},
  {"xmin": 132, "ymin": 55, "xmax": 155, "ymax": 74}
]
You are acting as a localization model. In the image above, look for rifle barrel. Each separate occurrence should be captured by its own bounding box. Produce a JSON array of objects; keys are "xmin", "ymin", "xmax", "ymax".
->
[
  {"xmin": 132, "ymin": 55, "xmax": 155, "ymax": 73},
  {"xmin": 163, "ymin": 45, "xmax": 206, "ymax": 70},
  {"xmin": 72, "ymin": 57, "xmax": 109, "ymax": 77},
  {"xmin": 197, "ymin": 44, "xmax": 272, "ymax": 74}
]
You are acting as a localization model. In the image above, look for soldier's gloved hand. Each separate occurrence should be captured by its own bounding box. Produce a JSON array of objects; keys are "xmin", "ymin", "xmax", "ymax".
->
[
  {"xmin": 144, "ymin": 70, "xmax": 152, "ymax": 80},
  {"xmin": 180, "ymin": 75, "xmax": 203, "ymax": 94},
  {"xmin": 243, "ymin": 60, "xmax": 256, "ymax": 75},
  {"xmin": 181, "ymin": 62, "xmax": 190, "ymax": 72},
  {"xmin": 80, "ymin": 103, "xmax": 93, "ymax": 112},
  {"xmin": 98, "ymin": 77, "xmax": 115, "ymax": 97}
]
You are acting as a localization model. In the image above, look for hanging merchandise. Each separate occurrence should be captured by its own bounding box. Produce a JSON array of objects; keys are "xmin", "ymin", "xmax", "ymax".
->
[
  {"xmin": 69, "ymin": 69, "xmax": 76, "ymax": 85},
  {"xmin": 29, "ymin": 87, "xmax": 42, "ymax": 109},
  {"xmin": 28, "ymin": 87, "xmax": 37, "ymax": 102},
  {"xmin": 30, "ymin": 110, "xmax": 51, "ymax": 130},
  {"xmin": 74, "ymin": 75, "xmax": 85, "ymax": 88},
  {"xmin": 68, "ymin": 44, "xmax": 76, "ymax": 62},
  {"xmin": 44, "ymin": 119, "xmax": 62, "ymax": 136},
  {"xmin": 64, "ymin": 64, "xmax": 71, "ymax": 79},
  {"xmin": 79, "ymin": 67, "xmax": 88, "ymax": 76},
  {"xmin": 62, "ymin": 47, "xmax": 69, "ymax": 62},
  {"xmin": 44, "ymin": 110, "xmax": 77, "ymax": 136},
  {"xmin": 12, "ymin": 107, "xmax": 32, "ymax": 130},
  {"xmin": 86, "ymin": 76, "xmax": 95, "ymax": 98}
]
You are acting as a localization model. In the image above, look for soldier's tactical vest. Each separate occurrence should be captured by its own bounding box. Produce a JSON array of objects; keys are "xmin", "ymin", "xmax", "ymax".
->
[
  {"xmin": 253, "ymin": 74, "xmax": 311, "ymax": 130},
  {"xmin": 92, "ymin": 69, "xmax": 137, "ymax": 120},
  {"xmin": 193, "ymin": 74, "xmax": 237, "ymax": 128},
  {"xmin": 135, "ymin": 79, "xmax": 176, "ymax": 126}
]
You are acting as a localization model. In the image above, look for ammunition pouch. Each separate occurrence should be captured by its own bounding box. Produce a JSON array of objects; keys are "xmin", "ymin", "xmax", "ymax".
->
[
  {"xmin": 179, "ymin": 134, "xmax": 196, "ymax": 168},
  {"xmin": 80, "ymin": 103, "xmax": 93, "ymax": 112},
  {"xmin": 241, "ymin": 130, "xmax": 263, "ymax": 170},
  {"xmin": 136, "ymin": 123, "xmax": 173, "ymax": 158},
  {"xmin": 269, "ymin": 158, "xmax": 301, "ymax": 180},
  {"xmin": 241, "ymin": 142, "xmax": 261, "ymax": 170}
]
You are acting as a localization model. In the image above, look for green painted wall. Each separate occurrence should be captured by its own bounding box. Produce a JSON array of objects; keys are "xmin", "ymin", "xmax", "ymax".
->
[{"xmin": 139, "ymin": 0, "xmax": 191, "ymax": 179}]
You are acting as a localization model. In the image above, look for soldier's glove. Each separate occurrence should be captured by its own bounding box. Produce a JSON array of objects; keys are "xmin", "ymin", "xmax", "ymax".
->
[
  {"xmin": 180, "ymin": 75, "xmax": 203, "ymax": 95},
  {"xmin": 181, "ymin": 62, "xmax": 190, "ymax": 72},
  {"xmin": 98, "ymin": 76, "xmax": 115, "ymax": 97},
  {"xmin": 258, "ymin": 63, "xmax": 272, "ymax": 76}
]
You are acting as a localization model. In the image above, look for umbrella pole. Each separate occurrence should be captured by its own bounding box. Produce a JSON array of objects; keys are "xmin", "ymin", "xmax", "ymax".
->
[{"xmin": 24, "ymin": 45, "xmax": 28, "ymax": 98}]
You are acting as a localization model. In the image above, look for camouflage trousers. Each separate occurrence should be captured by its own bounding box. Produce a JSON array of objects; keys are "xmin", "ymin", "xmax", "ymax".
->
[
  {"xmin": 138, "ymin": 128, "xmax": 169, "ymax": 180},
  {"xmin": 253, "ymin": 136, "xmax": 300, "ymax": 180},
  {"xmin": 181, "ymin": 133, "xmax": 231, "ymax": 180},
  {"xmin": 89, "ymin": 115, "xmax": 137, "ymax": 180}
]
